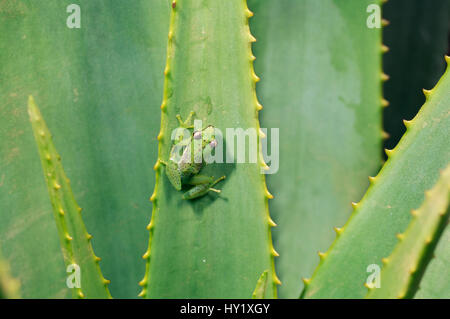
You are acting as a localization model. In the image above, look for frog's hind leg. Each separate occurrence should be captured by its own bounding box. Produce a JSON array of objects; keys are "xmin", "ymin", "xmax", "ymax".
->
[
  {"xmin": 186, "ymin": 174, "xmax": 214, "ymax": 185},
  {"xmin": 208, "ymin": 176, "xmax": 226, "ymax": 193},
  {"xmin": 176, "ymin": 111, "xmax": 195, "ymax": 129},
  {"xmin": 164, "ymin": 161, "xmax": 182, "ymax": 191},
  {"xmin": 182, "ymin": 175, "xmax": 226, "ymax": 200}
]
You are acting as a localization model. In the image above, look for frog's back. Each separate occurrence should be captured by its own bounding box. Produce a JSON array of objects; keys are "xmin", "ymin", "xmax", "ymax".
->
[
  {"xmin": 179, "ymin": 161, "xmax": 203, "ymax": 177},
  {"xmin": 178, "ymin": 143, "xmax": 203, "ymax": 177}
]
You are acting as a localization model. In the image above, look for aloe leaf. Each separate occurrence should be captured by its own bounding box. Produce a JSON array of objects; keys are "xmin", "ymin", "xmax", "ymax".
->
[
  {"xmin": 252, "ymin": 270, "xmax": 268, "ymax": 299},
  {"xmin": 249, "ymin": 0, "xmax": 384, "ymax": 298},
  {"xmin": 27, "ymin": 96, "xmax": 111, "ymax": 299},
  {"xmin": 302, "ymin": 57, "xmax": 450, "ymax": 298},
  {"xmin": 366, "ymin": 165, "xmax": 450, "ymax": 299},
  {"xmin": 0, "ymin": 252, "xmax": 20, "ymax": 299},
  {"xmin": 139, "ymin": 0, "xmax": 278, "ymax": 298},
  {"xmin": 414, "ymin": 223, "xmax": 450, "ymax": 298},
  {"xmin": 0, "ymin": 1, "xmax": 169, "ymax": 297},
  {"xmin": 383, "ymin": 0, "xmax": 449, "ymax": 149}
]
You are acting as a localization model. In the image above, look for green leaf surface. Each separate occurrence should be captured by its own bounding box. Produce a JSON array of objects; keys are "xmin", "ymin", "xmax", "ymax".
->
[
  {"xmin": 414, "ymin": 222, "xmax": 450, "ymax": 299},
  {"xmin": 28, "ymin": 96, "xmax": 111, "ymax": 299},
  {"xmin": 140, "ymin": 0, "xmax": 278, "ymax": 298},
  {"xmin": 383, "ymin": 0, "xmax": 449, "ymax": 150},
  {"xmin": 366, "ymin": 165, "xmax": 450, "ymax": 299},
  {"xmin": 249, "ymin": 0, "xmax": 383, "ymax": 298},
  {"xmin": 0, "ymin": 1, "xmax": 169, "ymax": 298},
  {"xmin": 302, "ymin": 57, "xmax": 450, "ymax": 298}
]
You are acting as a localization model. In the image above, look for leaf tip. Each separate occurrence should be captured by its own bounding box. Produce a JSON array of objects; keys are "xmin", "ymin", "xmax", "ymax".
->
[
  {"xmin": 403, "ymin": 119, "xmax": 413, "ymax": 128},
  {"xmin": 138, "ymin": 289, "xmax": 146, "ymax": 298},
  {"xmin": 423, "ymin": 88, "xmax": 433, "ymax": 98},
  {"xmin": 384, "ymin": 148, "xmax": 394, "ymax": 157},
  {"xmin": 334, "ymin": 226, "xmax": 343, "ymax": 235},
  {"xmin": 142, "ymin": 250, "xmax": 150, "ymax": 260},
  {"xmin": 364, "ymin": 282, "xmax": 373, "ymax": 290},
  {"xmin": 271, "ymin": 246, "xmax": 280, "ymax": 257},
  {"xmin": 318, "ymin": 251, "xmax": 327, "ymax": 260},
  {"xmin": 268, "ymin": 216, "xmax": 277, "ymax": 227}
]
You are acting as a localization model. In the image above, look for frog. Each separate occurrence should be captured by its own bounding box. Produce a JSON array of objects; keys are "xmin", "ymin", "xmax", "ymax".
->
[{"xmin": 160, "ymin": 111, "xmax": 225, "ymax": 199}]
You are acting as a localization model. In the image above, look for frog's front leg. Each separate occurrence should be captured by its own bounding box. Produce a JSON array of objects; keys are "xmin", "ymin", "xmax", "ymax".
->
[
  {"xmin": 176, "ymin": 111, "xmax": 195, "ymax": 128},
  {"xmin": 182, "ymin": 175, "xmax": 226, "ymax": 200}
]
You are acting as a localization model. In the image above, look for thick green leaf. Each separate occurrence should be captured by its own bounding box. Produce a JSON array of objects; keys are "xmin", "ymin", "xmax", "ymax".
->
[
  {"xmin": 139, "ymin": 0, "xmax": 278, "ymax": 298},
  {"xmin": 414, "ymin": 223, "xmax": 450, "ymax": 299},
  {"xmin": 383, "ymin": 0, "xmax": 449, "ymax": 150},
  {"xmin": 28, "ymin": 96, "xmax": 111, "ymax": 298},
  {"xmin": 249, "ymin": 0, "xmax": 383, "ymax": 298},
  {"xmin": 0, "ymin": 1, "xmax": 169, "ymax": 298},
  {"xmin": 366, "ymin": 165, "xmax": 450, "ymax": 299},
  {"xmin": 302, "ymin": 57, "xmax": 450, "ymax": 298}
]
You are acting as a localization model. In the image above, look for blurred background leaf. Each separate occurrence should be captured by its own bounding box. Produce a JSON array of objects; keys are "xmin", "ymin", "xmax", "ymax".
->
[
  {"xmin": 0, "ymin": 0, "xmax": 169, "ymax": 298},
  {"xmin": 302, "ymin": 57, "xmax": 450, "ymax": 298},
  {"xmin": 250, "ymin": 0, "xmax": 383, "ymax": 298}
]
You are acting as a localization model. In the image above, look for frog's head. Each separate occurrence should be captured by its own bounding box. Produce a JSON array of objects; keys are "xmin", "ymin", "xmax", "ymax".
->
[{"xmin": 193, "ymin": 125, "xmax": 217, "ymax": 149}]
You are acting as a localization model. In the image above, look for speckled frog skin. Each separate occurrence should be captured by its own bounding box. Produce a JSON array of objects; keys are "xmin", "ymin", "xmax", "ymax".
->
[{"xmin": 161, "ymin": 111, "xmax": 225, "ymax": 199}]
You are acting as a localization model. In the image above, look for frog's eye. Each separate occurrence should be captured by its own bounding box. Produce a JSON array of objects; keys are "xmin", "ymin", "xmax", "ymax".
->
[
  {"xmin": 209, "ymin": 140, "xmax": 218, "ymax": 148},
  {"xmin": 193, "ymin": 131, "xmax": 202, "ymax": 139}
]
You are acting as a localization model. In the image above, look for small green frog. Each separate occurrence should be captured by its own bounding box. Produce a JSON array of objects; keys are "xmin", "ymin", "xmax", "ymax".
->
[{"xmin": 160, "ymin": 111, "xmax": 225, "ymax": 200}]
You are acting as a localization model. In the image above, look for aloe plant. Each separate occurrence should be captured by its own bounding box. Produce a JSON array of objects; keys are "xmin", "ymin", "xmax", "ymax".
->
[
  {"xmin": 28, "ymin": 96, "xmax": 111, "ymax": 299},
  {"xmin": 0, "ymin": 0, "xmax": 169, "ymax": 298},
  {"xmin": 1, "ymin": 0, "xmax": 449, "ymax": 299},
  {"xmin": 302, "ymin": 56, "xmax": 450, "ymax": 299},
  {"xmin": 366, "ymin": 165, "xmax": 450, "ymax": 299},
  {"xmin": 249, "ymin": 0, "xmax": 384, "ymax": 298}
]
